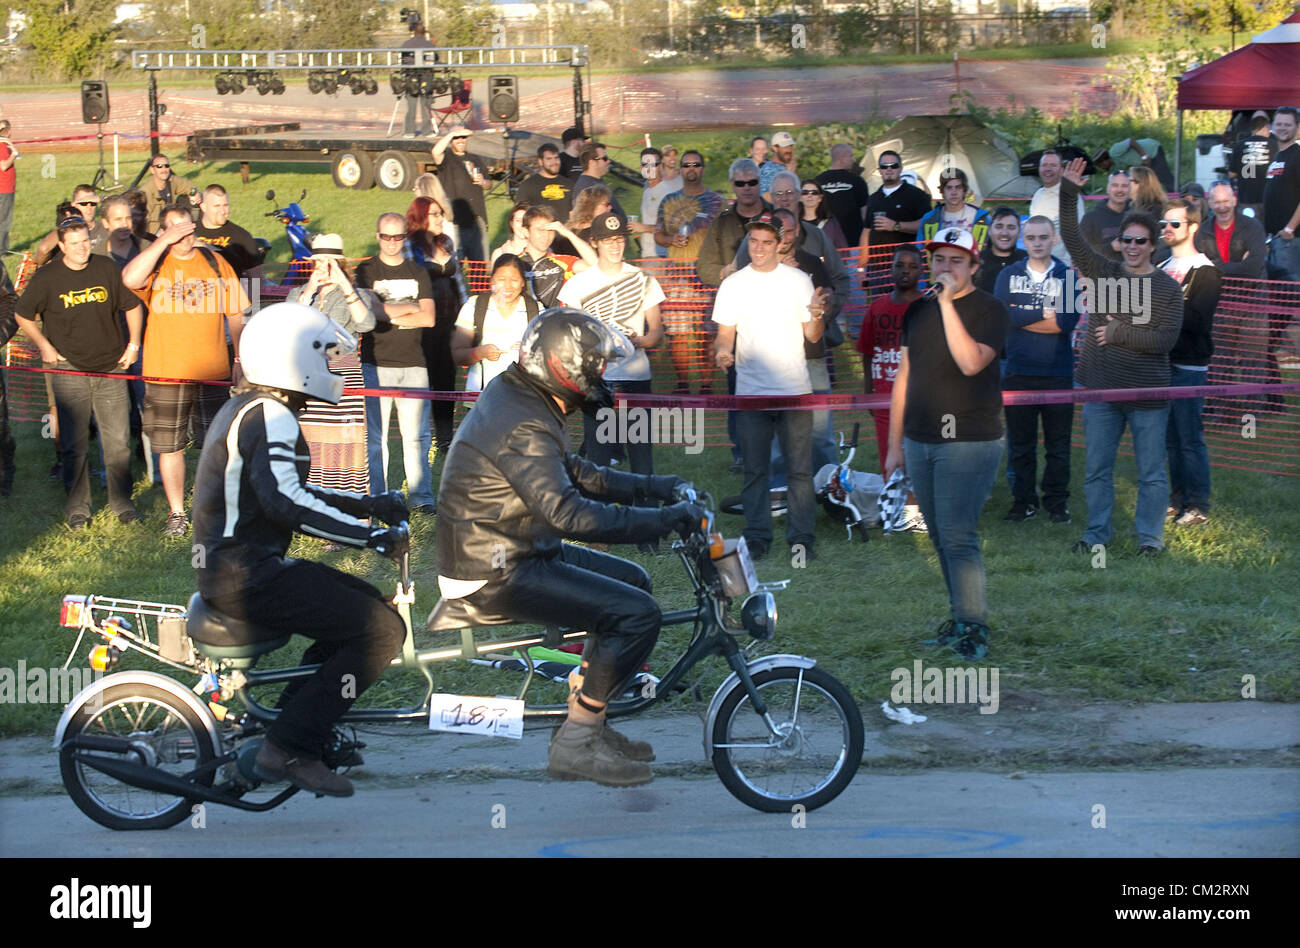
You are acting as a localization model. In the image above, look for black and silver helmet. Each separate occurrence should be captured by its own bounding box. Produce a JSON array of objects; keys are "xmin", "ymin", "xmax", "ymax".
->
[{"xmin": 517, "ymin": 307, "xmax": 628, "ymax": 412}]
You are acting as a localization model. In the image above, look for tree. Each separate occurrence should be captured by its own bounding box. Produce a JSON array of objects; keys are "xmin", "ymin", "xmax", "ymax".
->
[{"xmin": 17, "ymin": 0, "xmax": 120, "ymax": 78}]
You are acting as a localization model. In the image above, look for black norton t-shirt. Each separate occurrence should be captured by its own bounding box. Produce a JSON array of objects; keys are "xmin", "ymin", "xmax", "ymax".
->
[
  {"xmin": 16, "ymin": 255, "xmax": 135, "ymax": 372},
  {"xmin": 901, "ymin": 288, "xmax": 1009, "ymax": 443}
]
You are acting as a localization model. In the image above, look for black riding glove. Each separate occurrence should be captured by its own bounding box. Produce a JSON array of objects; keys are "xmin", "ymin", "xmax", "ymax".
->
[
  {"xmin": 366, "ymin": 490, "xmax": 409, "ymax": 526},
  {"xmin": 638, "ymin": 474, "xmax": 689, "ymax": 504},
  {"xmin": 659, "ymin": 502, "xmax": 705, "ymax": 540},
  {"xmin": 367, "ymin": 524, "xmax": 410, "ymax": 560}
]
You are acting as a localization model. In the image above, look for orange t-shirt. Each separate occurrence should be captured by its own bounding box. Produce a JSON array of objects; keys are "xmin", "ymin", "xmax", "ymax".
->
[{"xmin": 136, "ymin": 249, "xmax": 248, "ymax": 383}]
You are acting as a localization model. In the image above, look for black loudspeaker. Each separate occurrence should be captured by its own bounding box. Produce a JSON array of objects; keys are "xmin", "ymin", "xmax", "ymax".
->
[
  {"xmin": 81, "ymin": 81, "xmax": 110, "ymax": 124},
  {"xmin": 488, "ymin": 75, "xmax": 519, "ymax": 124}
]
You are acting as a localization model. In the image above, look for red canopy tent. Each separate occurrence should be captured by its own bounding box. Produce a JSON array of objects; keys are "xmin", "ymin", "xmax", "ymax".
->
[{"xmin": 1173, "ymin": 9, "xmax": 1300, "ymax": 183}]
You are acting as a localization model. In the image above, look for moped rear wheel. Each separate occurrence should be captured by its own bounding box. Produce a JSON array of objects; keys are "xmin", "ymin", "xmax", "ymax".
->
[
  {"xmin": 59, "ymin": 682, "xmax": 218, "ymax": 831},
  {"xmin": 710, "ymin": 665, "xmax": 863, "ymax": 813}
]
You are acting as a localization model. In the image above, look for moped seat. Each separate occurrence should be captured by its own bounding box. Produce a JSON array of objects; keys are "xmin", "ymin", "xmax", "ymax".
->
[
  {"xmin": 426, "ymin": 597, "xmax": 517, "ymax": 633},
  {"xmin": 186, "ymin": 593, "xmax": 290, "ymax": 667}
]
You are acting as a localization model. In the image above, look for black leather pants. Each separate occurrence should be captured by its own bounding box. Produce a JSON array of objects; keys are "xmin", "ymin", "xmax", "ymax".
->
[{"xmin": 470, "ymin": 544, "xmax": 662, "ymax": 704}]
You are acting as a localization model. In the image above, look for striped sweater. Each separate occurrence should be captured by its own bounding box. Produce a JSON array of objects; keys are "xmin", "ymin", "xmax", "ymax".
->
[{"xmin": 1060, "ymin": 178, "xmax": 1184, "ymax": 408}]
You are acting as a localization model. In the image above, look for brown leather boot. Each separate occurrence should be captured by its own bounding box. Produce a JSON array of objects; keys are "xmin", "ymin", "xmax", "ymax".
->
[
  {"xmin": 602, "ymin": 724, "xmax": 655, "ymax": 762},
  {"xmin": 254, "ymin": 738, "xmax": 354, "ymax": 797},
  {"xmin": 547, "ymin": 718, "xmax": 652, "ymax": 787},
  {"xmin": 561, "ymin": 669, "xmax": 655, "ymax": 762}
]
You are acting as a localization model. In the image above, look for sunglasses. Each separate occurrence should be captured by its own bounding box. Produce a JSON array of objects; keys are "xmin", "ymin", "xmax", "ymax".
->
[
  {"xmin": 641, "ymin": 161, "xmax": 660, "ymax": 167},
  {"xmin": 771, "ymin": 190, "xmax": 796, "ymax": 198},
  {"xmin": 74, "ymin": 200, "xmax": 99, "ymax": 207},
  {"xmin": 152, "ymin": 163, "xmax": 170, "ymax": 169},
  {"xmin": 681, "ymin": 161, "xmax": 703, "ymax": 168},
  {"xmin": 57, "ymin": 217, "xmax": 86, "ymax": 229},
  {"xmin": 1118, "ymin": 235, "xmax": 1152, "ymax": 245},
  {"xmin": 377, "ymin": 233, "xmax": 406, "ymax": 242},
  {"xmin": 1158, "ymin": 220, "xmax": 1186, "ymax": 229},
  {"xmin": 800, "ymin": 189, "xmax": 821, "ymax": 196},
  {"xmin": 879, "ymin": 162, "xmax": 901, "ymax": 170},
  {"xmin": 732, "ymin": 179, "xmax": 759, "ymax": 188}
]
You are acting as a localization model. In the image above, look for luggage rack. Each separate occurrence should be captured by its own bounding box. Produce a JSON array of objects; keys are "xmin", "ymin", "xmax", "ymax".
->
[{"xmin": 59, "ymin": 594, "xmax": 192, "ymax": 672}]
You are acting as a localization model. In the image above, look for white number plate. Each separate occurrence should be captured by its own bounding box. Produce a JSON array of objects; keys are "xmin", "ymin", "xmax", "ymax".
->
[
  {"xmin": 735, "ymin": 536, "xmax": 760, "ymax": 595},
  {"xmin": 428, "ymin": 694, "xmax": 524, "ymax": 740}
]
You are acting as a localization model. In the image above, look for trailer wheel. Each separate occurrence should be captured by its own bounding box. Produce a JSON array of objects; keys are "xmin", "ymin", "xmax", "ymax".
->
[
  {"xmin": 331, "ymin": 150, "xmax": 374, "ymax": 190},
  {"xmin": 375, "ymin": 150, "xmax": 418, "ymax": 191}
]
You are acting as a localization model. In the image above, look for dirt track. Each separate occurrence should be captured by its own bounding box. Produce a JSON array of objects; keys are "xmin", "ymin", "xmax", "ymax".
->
[{"xmin": 0, "ymin": 58, "xmax": 1116, "ymax": 150}]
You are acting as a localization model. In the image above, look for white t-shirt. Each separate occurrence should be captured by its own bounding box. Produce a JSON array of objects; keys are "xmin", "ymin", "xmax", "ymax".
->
[
  {"xmin": 1029, "ymin": 183, "xmax": 1085, "ymax": 266},
  {"xmin": 711, "ymin": 264, "xmax": 814, "ymax": 396},
  {"xmin": 557, "ymin": 262, "xmax": 665, "ymax": 381},
  {"xmin": 640, "ymin": 179, "xmax": 676, "ymax": 258},
  {"xmin": 455, "ymin": 294, "xmax": 531, "ymax": 392}
]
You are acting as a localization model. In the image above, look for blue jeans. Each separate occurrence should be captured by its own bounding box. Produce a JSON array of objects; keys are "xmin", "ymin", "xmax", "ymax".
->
[
  {"xmin": 735, "ymin": 409, "xmax": 815, "ymax": 549},
  {"xmin": 903, "ymin": 437, "xmax": 1003, "ymax": 625},
  {"xmin": 362, "ymin": 362, "xmax": 435, "ymax": 507},
  {"xmin": 1166, "ymin": 367, "xmax": 1210, "ymax": 512},
  {"xmin": 50, "ymin": 362, "xmax": 135, "ymax": 521},
  {"xmin": 770, "ymin": 357, "xmax": 837, "ymax": 489},
  {"xmin": 1082, "ymin": 400, "xmax": 1170, "ymax": 549},
  {"xmin": 1266, "ymin": 235, "xmax": 1300, "ymax": 283}
]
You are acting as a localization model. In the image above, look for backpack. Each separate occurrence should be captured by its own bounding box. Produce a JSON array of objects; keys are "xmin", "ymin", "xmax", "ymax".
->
[{"xmin": 471, "ymin": 291, "xmax": 537, "ymax": 347}]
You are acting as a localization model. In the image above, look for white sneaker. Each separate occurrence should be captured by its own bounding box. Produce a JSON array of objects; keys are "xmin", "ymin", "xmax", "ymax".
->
[{"xmin": 897, "ymin": 505, "xmax": 928, "ymax": 534}]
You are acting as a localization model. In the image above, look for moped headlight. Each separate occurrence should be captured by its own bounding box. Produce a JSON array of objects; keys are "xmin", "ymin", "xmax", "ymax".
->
[{"xmin": 740, "ymin": 592, "xmax": 776, "ymax": 641}]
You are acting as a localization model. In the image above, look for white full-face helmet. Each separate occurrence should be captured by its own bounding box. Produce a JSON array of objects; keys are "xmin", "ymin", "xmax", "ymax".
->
[{"xmin": 238, "ymin": 302, "xmax": 357, "ymax": 404}]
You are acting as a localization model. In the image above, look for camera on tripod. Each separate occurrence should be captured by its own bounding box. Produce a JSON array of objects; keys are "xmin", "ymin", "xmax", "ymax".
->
[{"xmin": 400, "ymin": 8, "xmax": 421, "ymax": 28}]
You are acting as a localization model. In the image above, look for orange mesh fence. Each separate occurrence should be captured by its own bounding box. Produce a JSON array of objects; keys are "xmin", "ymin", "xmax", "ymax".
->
[{"xmin": 5, "ymin": 249, "xmax": 1298, "ymax": 477}]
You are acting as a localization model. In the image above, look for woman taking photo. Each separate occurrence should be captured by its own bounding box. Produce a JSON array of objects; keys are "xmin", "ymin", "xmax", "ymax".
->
[
  {"xmin": 798, "ymin": 180, "xmax": 848, "ymax": 250},
  {"xmin": 451, "ymin": 254, "xmax": 539, "ymax": 394},
  {"xmin": 405, "ymin": 196, "xmax": 465, "ymax": 454}
]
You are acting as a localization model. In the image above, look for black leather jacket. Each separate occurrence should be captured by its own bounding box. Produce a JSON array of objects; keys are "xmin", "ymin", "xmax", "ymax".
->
[{"xmin": 435, "ymin": 364, "xmax": 679, "ymax": 581}]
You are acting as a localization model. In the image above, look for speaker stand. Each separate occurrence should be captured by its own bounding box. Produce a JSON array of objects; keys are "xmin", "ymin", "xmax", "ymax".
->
[{"xmin": 89, "ymin": 123, "xmax": 112, "ymax": 192}]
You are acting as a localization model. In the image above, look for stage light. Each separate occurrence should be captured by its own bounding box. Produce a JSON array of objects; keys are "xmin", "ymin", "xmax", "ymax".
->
[{"xmin": 214, "ymin": 74, "xmax": 230, "ymax": 95}]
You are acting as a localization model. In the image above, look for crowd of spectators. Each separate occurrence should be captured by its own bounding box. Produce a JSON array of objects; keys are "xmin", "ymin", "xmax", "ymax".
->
[{"xmin": 5, "ymin": 108, "xmax": 1299, "ymax": 660}]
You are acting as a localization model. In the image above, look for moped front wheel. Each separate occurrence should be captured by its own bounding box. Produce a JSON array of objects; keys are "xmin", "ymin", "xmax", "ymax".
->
[
  {"xmin": 710, "ymin": 665, "xmax": 863, "ymax": 813},
  {"xmin": 59, "ymin": 682, "xmax": 218, "ymax": 831}
]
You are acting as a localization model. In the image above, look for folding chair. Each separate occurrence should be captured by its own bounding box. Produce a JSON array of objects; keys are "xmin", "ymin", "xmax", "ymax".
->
[{"xmin": 432, "ymin": 79, "xmax": 473, "ymax": 131}]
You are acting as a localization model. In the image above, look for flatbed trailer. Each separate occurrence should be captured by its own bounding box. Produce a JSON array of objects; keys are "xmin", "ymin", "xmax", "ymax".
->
[
  {"xmin": 185, "ymin": 122, "xmax": 567, "ymax": 191},
  {"xmin": 186, "ymin": 122, "xmax": 643, "ymax": 196}
]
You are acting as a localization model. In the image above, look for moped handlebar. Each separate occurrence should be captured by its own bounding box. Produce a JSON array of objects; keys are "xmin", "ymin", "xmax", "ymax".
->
[{"xmin": 396, "ymin": 520, "xmax": 410, "ymax": 588}]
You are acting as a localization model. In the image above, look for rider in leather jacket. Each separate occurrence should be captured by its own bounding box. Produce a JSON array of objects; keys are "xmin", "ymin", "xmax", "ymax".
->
[
  {"xmin": 433, "ymin": 307, "xmax": 702, "ymax": 788},
  {"xmin": 192, "ymin": 302, "xmax": 410, "ymax": 798}
]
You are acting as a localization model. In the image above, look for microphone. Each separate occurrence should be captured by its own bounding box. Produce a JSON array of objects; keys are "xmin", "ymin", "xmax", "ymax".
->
[{"xmin": 921, "ymin": 275, "xmax": 952, "ymax": 300}]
